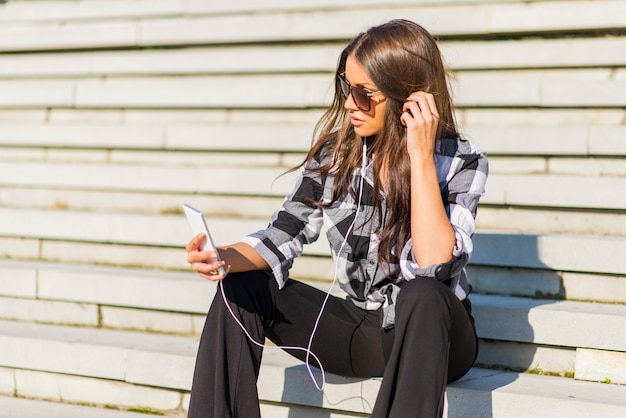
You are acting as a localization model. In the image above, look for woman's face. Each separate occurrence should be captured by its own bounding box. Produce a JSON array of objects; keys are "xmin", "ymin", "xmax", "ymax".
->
[{"xmin": 343, "ymin": 55, "xmax": 386, "ymax": 137}]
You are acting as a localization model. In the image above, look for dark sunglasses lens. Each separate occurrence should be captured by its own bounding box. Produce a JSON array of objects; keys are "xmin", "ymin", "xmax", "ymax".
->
[
  {"xmin": 352, "ymin": 88, "xmax": 370, "ymax": 111},
  {"xmin": 338, "ymin": 76, "xmax": 370, "ymax": 111},
  {"xmin": 339, "ymin": 77, "xmax": 350, "ymax": 99}
]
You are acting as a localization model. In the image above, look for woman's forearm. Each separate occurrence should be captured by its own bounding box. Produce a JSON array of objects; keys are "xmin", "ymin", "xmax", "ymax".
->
[
  {"xmin": 218, "ymin": 242, "xmax": 271, "ymax": 273},
  {"xmin": 409, "ymin": 155, "xmax": 455, "ymax": 267}
]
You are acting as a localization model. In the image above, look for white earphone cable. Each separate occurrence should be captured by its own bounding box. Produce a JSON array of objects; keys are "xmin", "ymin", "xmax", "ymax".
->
[{"xmin": 219, "ymin": 138, "xmax": 369, "ymax": 391}]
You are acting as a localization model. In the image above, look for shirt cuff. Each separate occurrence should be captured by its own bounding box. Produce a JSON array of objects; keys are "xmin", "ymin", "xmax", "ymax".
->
[
  {"xmin": 239, "ymin": 236, "xmax": 289, "ymax": 289},
  {"xmin": 399, "ymin": 234, "xmax": 464, "ymax": 281}
]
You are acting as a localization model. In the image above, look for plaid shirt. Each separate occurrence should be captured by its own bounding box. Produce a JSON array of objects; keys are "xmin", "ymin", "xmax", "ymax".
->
[{"xmin": 241, "ymin": 137, "xmax": 488, "ymax": 328}]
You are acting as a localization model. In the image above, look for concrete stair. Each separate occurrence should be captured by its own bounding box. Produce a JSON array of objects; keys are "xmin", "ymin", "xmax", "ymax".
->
[
  {"xmin": 1, "ymin": 259, "xmax": 625, "ymax": 416},
  {"xmin": 1, "ymin": 317, "xmax": 626, "ymax": 418},
  {"xmin": 0, "ymin": 0, "xmax": 625, "ymax": 416},
  {"xmin": 0, "ymin": 396, "xmax": 148, "ymax": 418}
]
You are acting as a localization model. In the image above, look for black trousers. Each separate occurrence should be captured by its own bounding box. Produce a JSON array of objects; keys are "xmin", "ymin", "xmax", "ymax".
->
[{"xmin": 187, "ymin": 271, "xmax": 478, "ymax": 418}]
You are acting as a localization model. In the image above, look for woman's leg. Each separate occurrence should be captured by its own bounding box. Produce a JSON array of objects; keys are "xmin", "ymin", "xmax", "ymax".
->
[
  {"xmin": 187, "ymin": 271, "xmax": 389, "ymax": 418},
  {"xmin": 187, "ymin": 272, "xmax": 269, "ymax": 418},
  {"xmin": 371, "ymin": 278, "xmax": 478, "ymax": 418}
]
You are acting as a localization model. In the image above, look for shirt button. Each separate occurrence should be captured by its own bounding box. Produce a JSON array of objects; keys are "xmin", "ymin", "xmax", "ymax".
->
[{"xmin": 368, "ymin": 259, "xmax": 375, "ymax": 265}]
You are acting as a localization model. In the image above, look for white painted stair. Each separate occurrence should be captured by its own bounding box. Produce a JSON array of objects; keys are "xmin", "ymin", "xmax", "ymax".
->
[
  {"xmin": 1, "ymin": 318, "xmax": 626, "ymax": 418},
  {"xmin": 1, "ymin": 0, "xmax": 625, "ymax": 416}
]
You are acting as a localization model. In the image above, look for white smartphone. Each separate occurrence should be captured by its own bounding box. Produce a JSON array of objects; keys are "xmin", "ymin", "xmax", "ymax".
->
[{"xmin": 183, "ymin": 204, "xmax": 226, "ymax": 275}]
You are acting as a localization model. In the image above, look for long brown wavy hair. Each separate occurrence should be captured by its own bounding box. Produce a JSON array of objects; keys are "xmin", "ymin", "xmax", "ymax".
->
[{"xmin": 304, "ymin": 19, "xmax": 459, "ymax": 263}]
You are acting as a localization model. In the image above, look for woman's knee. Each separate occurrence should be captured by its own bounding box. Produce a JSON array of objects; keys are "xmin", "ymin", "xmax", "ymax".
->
[
  {"xmin": 218, "ymin": 271, "xmax": 278, "ymax": 320},
  {"xmin": 221, "ymin": 270, "xmax": 272, "ymax": 293}
]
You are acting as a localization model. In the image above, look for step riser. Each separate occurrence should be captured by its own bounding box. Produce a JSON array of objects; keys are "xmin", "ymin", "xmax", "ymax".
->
[
  {"xmin": 3, "ymin": 186, "xmax": 625, "ymax": 238},
  {"xmin": 2, "ymin": 246, "xmax": 624, "ymax": 304},
  {"xmin": 2, "ymin": 37, "xmax": 626, "ymax": 75},
  {"xmin": 575, "ymin": 349, "xmax": 626, "ymax": 385},
  {"xmin": 472, "ymin": 295, "xmax": 626, "ymax": 352},
  {"xmin": 0, "ymin": 395, "xmax": 152, "ymax": 418},
  {"xmin": 1, "ymin": 123, "xmax": 625, "ymax": 158},
  {"xmin": 468, "ymin": 266, "xmax": 626, "ymax": 304},
  {"xmin": 0, "ymin": 106, "xmax": 620, "ymax": 122},
  {"xmin": 4, "ymin": 366, "xmax": 626, "ymax": 418},
  {"xmin": 8, "ymin": 289, "xmax": 623, "ymax": 383},
  {"xmin": 476, "ymin": 340, "xmax": 576, "ymax": 377},
  {"xmin": 0, "ymin": 367, "xmax": 187, "ymax": 417},
  {"xmin": 259, "ymin": 402, "xmax": 368, "ymax": 418},
  {"xmin": 1, "ymin": 297, "xmax": 624, "ymax": 384},
  {"xmin": 0, "ymin": 296, "xmax": 205, "ymax": 336},
  {"xmin": 2, "ymin": 160, "xmax": 626, "ymax": 212},
  {"xmin": 4, "ymin": 208, "xmax": 626, "ymax": 275},
  {"xmin": 0, "ymin": 296, "xmax": 99, "ymax": 327},
  {"xmin": 2, "ymin": 1, "xmax": 626, "ymax": 54},
  {"xmin": 2, "ymin": 259, "xmax": 625, "ymax": 351},
  {"xmin": 0, "ymin": 284, "xmax": 626, "ymax": 417}
]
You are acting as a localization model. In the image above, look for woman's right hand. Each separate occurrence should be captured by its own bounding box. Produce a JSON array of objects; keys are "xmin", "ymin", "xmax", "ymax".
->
[
  {"xmin": 400, "ymin": 91, "xmax": 439, "ymax": 161},
  {"xmin": 185, "ymin": 233, "xmax": 230, "ymax": 281}
]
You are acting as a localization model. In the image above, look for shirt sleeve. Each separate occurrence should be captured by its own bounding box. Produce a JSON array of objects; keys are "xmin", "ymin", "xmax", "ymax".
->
[
  {"xmin": 240, "ymin": 159, "xmax": 325, "ymax": 288},
  {"xmin": 400, "ymin": 143, "xmax": 489, "ymax": 281}
]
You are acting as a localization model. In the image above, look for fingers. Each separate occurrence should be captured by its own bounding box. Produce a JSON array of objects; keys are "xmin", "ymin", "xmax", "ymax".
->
[
  {"xmin": 186, "ymin": 233, "xmax": 229, "ymax": 281},
  {"xmin": 187, "ymin": 247, "xmax": 221, "ymax": 266},
  {"xmin": 402, "ymin": 92, "xmax": 439, "ymax": 124},
  {"xmin": 185, "ymin": 232, "xmax": 205, "ymax": 253},
  {"xmin": 402, "ymin": 92, "xmax": 440, "ymax": 158},
  {"xmin": 424, "ymin": 93, "xmax": 439, "ymax": 118},
  {"xmin": 194, "ymin": 260, "xmax": 230, "ymax": 281},
  {"xmin": 186, "ymin": 233, "xmax": 218, "ymax": 261}
]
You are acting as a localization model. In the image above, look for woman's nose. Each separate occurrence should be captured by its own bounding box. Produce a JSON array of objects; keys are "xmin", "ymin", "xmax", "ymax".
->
[{"xmin": 343, "ymin": 92, "xmax": 359, "ymax": 111}]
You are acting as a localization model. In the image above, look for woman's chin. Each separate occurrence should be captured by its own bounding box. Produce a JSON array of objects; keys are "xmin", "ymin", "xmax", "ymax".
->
[{"xmin": 353, "ymin": 126, "xmax": 378, "ymax": 137}]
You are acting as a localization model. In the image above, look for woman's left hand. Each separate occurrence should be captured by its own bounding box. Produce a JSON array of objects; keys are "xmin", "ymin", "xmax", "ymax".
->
[{"xmin": 400, "ymin": 91, "xmax": 439, "ymax": 160}]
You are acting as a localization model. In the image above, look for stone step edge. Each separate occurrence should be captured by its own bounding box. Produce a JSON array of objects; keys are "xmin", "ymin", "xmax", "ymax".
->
[
  {"xmin": 1, "ymin": 0, "xmax": 625, "ymax": 52},
  {"xmin": 1, "ymin": 319, "xmax": 626, "ymax": 416},
  {"xmin": 4, "ymin": 257, "xmax": 626, "ymax": 305},
  {"xmin": 4, "ymin": 256, "xmax": 626, "ymax": 308},
  {"xmin": 4, "ymin": 209, "xmax": 626, "ymax": 275},
  {"xmin": 1, "ymin": 258, "xmax": 626, "ymax": 353},
  {"xmin": 0, "ymin": 321, "xmax": 626, "ymax": 418},
  {"xmin": 0, "ymin": 395, "xmax": 150, "ymax": 418}
]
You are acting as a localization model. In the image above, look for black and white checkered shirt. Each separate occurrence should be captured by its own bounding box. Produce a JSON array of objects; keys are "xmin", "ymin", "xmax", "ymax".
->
[{"xmin": 241, "ymin": 136, "xmax": 488, "ymax": 328}]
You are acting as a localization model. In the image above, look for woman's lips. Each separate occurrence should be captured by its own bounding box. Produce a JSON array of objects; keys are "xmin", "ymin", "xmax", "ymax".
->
[{"xmin": 350, "ymin": 115, "xmax": 365, "ymax": 127}]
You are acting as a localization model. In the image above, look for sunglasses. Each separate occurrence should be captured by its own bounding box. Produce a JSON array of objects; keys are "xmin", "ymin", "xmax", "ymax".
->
[{"xmin": 338, "ymin": 72, "xmax": 383, "ymax": 112}]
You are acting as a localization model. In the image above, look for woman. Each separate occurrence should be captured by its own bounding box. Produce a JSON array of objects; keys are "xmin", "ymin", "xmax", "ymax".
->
[{"xmin": 186, "ymin": 19, "xmax": 488, "ymax": 418}]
